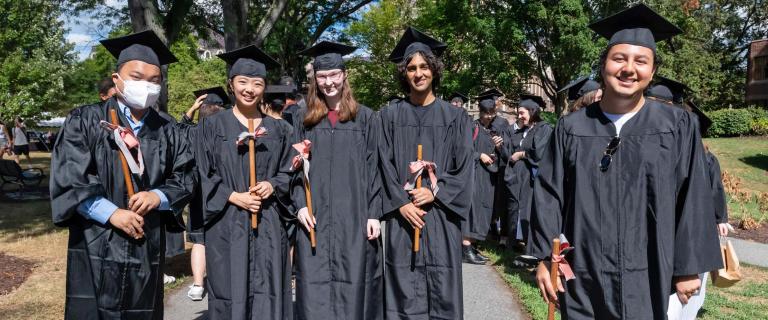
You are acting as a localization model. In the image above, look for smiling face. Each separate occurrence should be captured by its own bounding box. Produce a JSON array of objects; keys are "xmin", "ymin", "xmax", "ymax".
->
[
  {"xmin": 229, "ymin": 75, "xmax": 265, "ymax": 108},
  {"xmin": 314, "ymin": 69, "xmax": 346, "ymax": 98},
  {"xmin": 601, "ymin": 44, "xmax": 656, "ymax": 99},
  {"xmin": 517, "ymin": 107, "xmax": 531, "ymax": 127},
  {"xmin": 405, "ymin": 53, "xmax": 433, "ymax": 94}
]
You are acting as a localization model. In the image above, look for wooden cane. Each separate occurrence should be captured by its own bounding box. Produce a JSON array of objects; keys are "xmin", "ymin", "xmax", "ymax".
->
[
  {"xmin": 413, "ymin": 144, "xmax": 423, "ymax": 252},
  {"xmin": 303, "ymin": 178, "xmax": 317, "ymax": 248},
  {"xmin": 547, "ymin": 238, "xmax": 562, "ymax": 320},
  {"xmin": 109, "ymin": 109, "xmax": 135, "ymax": 198},
  {"xmin": 248, "ymin": 119, "xmax": 258, "ymax": 229}
]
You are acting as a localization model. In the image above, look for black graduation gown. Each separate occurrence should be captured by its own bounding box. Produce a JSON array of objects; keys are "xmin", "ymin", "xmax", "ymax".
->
[
  {"xmin": 290, "ymin": 105, "xmax": 384, "ymax": 320},
  {"xmin": 175, "ymin": 119, "xmax": 205, "ymax": 244},
  {"xmin": 465, "ymin": 117, "xmax": 509, "ymax": 240},
  {"xmin": 50, "ymin": 98, "xmax": 195, "ymax": 320},
  {"xmin": 707, "ymin": 152, "xmax": 728, "ymax": 224},
  {"xmin": 529, "ymin": 101, "xmax": 723, "ymax": 319},
  {"xmin": 197, "ymin": 110, "xmax": 295, "ymax": 320},
  {"xmin": 504, "ymin": 122, "xmax": 553, "ymax": 242},
  {"xmin": 378, "ymin": 98, "xmax": 473, "ymax": 319}
]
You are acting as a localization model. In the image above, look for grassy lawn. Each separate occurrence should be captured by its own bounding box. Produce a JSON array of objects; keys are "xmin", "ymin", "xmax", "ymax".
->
[
  {"xmin": 0, "ymin": 152, "xmax": 189, "ymax": 319},
  {"xmin": 483, "ymin": 245, "xmax": 768, "ymax": 320}
]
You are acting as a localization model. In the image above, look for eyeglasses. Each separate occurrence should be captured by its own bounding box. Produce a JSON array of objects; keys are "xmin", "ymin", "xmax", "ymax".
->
[
  {"xmin": 599, "ymin": 136, "xmax": 621, "ymax": 172},
  {"xmin": 315, "ymin": 71, "xmax": 344, "ymax": 83}
]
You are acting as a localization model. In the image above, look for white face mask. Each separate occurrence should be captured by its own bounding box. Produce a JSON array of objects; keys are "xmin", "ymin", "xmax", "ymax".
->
[{"xmin": 117, "ymin": 74, "xmax": 161, "ymax": 110}]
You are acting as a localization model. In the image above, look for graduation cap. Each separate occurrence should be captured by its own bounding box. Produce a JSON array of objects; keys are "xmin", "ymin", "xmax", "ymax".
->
[
  {"xmin": 647, "ymin": 76, "xmax": 691, "ymax": 104},
  {"xmin": 388, "ymin": 26, "xmax": 448, "ymax": 63},
  {"xmin": 193, "ymin": 87, "xmax": 230, "ymax": 106},
  {"xmin": 476, "ymin": 88, "xmax": 504, "ymax": 101},
  {"xmin": 588, "ymin": 4, "xmax": 682, "ymax": 52},
  {"xmin": 686, "ymin": 100, "xmax": 712, "ymax": 135},
  {"xmin": 448, "ymin": 92, "xmax": 469, "ymax": 104},
  {"xmin": 299, "ymin": 41, "xmax": 357, "ymax": 71},
  {"xmin": 558, "ymin": 76, "xmax": 601, "ymax": 101},
  {"xmin": 518, "ymin": 94, "xmax": 545, "ymax": 110},
  {"xmin": 100, "ymin": 30, "xmax": 178, "ymax": 67},
  {"xmin": 217, "ymin": 45, "xmax": 280, "ymax": 79}
]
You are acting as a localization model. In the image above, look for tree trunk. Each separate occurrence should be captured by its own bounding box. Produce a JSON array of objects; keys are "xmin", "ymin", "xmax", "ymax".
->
[
  {"xmin": 221, "ymin": 0, "xmax": 250, "ymax": 51},
  {"xmin": 254, "ymin": 0, "xmax": 289, "ymax": 47},
  {"xmin": 128, "ymin": 0, "xmax": 168, "ymax": 112}
]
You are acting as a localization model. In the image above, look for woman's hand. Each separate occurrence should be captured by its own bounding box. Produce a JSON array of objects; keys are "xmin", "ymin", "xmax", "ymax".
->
[
  {"xmin": 511, "ymin": 151, "xmax": 526, "ymax": 162},
  {"xmin": 186, "ymin": 94, "xmax": 207, "ymax": 119},
  {"xmin": 367, "ymin": 219, "xmax": 381, "ymax": 240},
  {"xmin": 718, "ymin": 223, "xmax": 729, "ymax": 237},
  {"xmin": 252, "ymin": 181, "xmax": 274, "ymax": 199},
  {"xmin": 479, "ymin": 153, "xmax": 494, "ymax": 165},
  {"xmin": 297, "ymin": 207, "xmax": 315, "ymax": 232},
  {"xmin": 228, "ymin": 191, "xmax": 262, "ymax": 213},
  {"xmin": 673, "ymin": 274, "xmax": 702, "ymax": 305}
]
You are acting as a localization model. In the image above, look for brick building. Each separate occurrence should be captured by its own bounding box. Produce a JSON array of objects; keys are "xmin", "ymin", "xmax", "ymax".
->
[{"xmin": 747, "ymin": 39, "xmax": 768, "ymax": 107}]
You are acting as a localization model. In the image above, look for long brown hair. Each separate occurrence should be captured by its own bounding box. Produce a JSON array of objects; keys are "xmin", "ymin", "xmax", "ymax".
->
[{"xmin": 304, "ymin": 75, "xmax": 359, "ymax": 127}]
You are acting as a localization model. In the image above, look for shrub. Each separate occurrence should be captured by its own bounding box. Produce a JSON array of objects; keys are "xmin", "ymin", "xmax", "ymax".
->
[
  {"xmin": 752, "ymin": 118, "xmax": 768, "ymax": 136},
  {"xmin": 706, "ymin": 108, "xmax": 754, "ymax": 137},
  {"xmin": 540, "ymin": 112, "xmax": 558, "ymax": 126}
]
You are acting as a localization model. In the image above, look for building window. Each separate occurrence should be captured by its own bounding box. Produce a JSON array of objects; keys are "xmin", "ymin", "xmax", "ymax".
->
[{"xmin": 755, "ymin": 56, "xmax": 767, "ymax": 81}]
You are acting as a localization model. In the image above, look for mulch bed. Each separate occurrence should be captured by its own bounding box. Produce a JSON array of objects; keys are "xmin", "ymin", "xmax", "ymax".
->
[
  {"xmin": 729, "ymin": 219, "xmax": 768, "ymax": 244},
  {"xmin": 0, "ymin": 252, "xmax": 35, "ymax": 296}
]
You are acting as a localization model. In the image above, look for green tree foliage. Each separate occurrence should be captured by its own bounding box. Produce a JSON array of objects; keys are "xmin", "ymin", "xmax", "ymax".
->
[
  {"xmin": 0, "ymin": 0, "xmax": 75, "ymax": 121},
  {"xmin": 166, "ymin": 33, "xmax": 227, "ymax": 118}
]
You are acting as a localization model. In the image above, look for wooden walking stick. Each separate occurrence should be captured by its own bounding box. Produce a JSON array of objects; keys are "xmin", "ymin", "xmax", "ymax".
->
[
  {"xmin": 248, "ymin": 119, "xmax": 258, "ymax": 229},
  {"xmin": 109, "ymin": 109, "xmax": 135, "ymax": 198},
  {"xmin": 303, "ymin": 178, "xmax": 317, "ymax": 248},
  {"xmin": 413, "ymin": 144, "xmax": 423, "ymax": 252},
  {"xmin": 547, "ymin": 238, "xmax": 562, "ymax": 320}
]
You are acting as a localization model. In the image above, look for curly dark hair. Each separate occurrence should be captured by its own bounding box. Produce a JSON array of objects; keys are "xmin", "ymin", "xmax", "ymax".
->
[{"xmin": 396, "ymin": 50, "xmax": 444, "ymax": 93}]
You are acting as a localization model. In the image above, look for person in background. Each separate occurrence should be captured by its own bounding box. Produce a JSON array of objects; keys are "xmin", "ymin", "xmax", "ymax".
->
[
  {"xmin": 98, "ymin": 76, "xmax": 117, "ymax": 102},
  {"xmin": 178, "ymin": 87, "xmax": 230, "ymax": 301},
  {"xmin": 11, "ymin": 117, "xmax": 32, "ymax": 167},
  {"xmin": 448, "ymin": 92, "xmax": 468, "ymax": 108},
  {"xmin": 0, "ymin": 120, "xmax": 10, "ymax": 159},
  {"xmin": 558, "ymin": 76, "xmax": 602, "ymax": 114}
]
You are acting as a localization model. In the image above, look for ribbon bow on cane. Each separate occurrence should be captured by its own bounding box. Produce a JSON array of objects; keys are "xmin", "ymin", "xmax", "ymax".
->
[
  {"xmin": 403, "ymin": 160, "xmax": 439, "ymax": 195},
  {"xmin": 552, "ymin": 234, "xmax": 575, "ymax": 281},
  {"xmin": 291, "ymin": 140, "xmax": 312, "ymax": 179},
  {"xmin": 99, "ymin": 120, "xmax": 144, "ymax": 175},
  {"xmin": 236, "ymin": 127, "xmax": 268, "ymax": 145}
]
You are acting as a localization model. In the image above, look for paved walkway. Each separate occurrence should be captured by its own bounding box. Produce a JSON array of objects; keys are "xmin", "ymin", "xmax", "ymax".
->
[
  {"xmin": 164, "ymin": 262, "xmax": 526, "ymax": 320},
  {"xmin": 727, "ymin": 236, "xmax": 768, "ymax": 268}
]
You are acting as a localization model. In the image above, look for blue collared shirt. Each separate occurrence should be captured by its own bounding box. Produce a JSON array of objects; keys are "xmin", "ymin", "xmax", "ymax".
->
[{"xmin": 76, "ymin": 100, "xmax": 169, "ymax": 224}]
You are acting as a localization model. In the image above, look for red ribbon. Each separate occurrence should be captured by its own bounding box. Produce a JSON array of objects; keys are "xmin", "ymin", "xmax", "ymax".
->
[
  {"xmin": 552, "ymin": 241, "xmax": 575, "ymax": 281},
  {"xmin": 291, "ymin": 140, "xmax": 312, "ymax": 170},
  {"xmin": 236, "ymin": 127, "xmax": 268, "ymax": 145},
  {"xmin": 403, "ymin": 160, "xmax": 438, "ymax": 193}
]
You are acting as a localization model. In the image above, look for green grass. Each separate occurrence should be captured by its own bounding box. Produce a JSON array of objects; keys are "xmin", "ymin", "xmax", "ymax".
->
[
  {"xmin": 705, "ymin": 137, "xmax": 768, "ymax": 193},
  {"xmin": 484, "ymin": 243, "xmax": 768, "ymax": 320}
]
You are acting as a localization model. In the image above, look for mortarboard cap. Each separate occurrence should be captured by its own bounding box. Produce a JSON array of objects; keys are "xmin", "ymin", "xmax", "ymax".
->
[
  {"xmin": 519, "ymin": 94, "xmax": 545, "ymax": 110},
  {"xmin": 558, "ymin": 76, "xmax": 601, "ymax": 101},
  {"xmin": 686, "ymin": 100, "xmax": 712, "ymax": 135},
  {"xmin": 217, "ymin": 45, "xmax": 280, "ymax": 79},
  {"xmin": 647, "ymin": 76, "xmax": 691, "ymax": 104},
  {"xmin": 476, "ymin": 88, "xmax": 504, "ymax": 101},
  {"xmin": 193, "ymin": 87, "xmax": 230, "ymax": 106},
  {"xmin": 388, "ymin": 27, "xmax": 447, "ymax": 63},
  {"xmin": 299, "ymin": 41, "xmax": 357, "ymax": 71},
  {"xmin": 588, "ymin": 4, "xmax": 682, "ymax": 53},
  {"xmin": 100, "ymin": 30, "xmax": 178, "ymax": 67},
  {"xmin": 448, "ymin": 92, "xmax": 469, "ymax": 103}
]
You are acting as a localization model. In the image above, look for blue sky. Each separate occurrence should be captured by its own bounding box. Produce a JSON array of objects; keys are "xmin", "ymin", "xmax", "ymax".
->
[{"xmin": 63, "ymin": 0, "xmax": 123, "ymax": 60}]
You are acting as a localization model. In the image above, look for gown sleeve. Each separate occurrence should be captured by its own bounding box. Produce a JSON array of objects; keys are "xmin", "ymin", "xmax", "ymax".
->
[
  {"xmin": 268, "ymin": 120, "xmax": 299, "ymax": 220},
  {"xmin": 377, "ymin": 105, "xmax": 413, "ymax": 215},
  {"xmin": 528, "ymin": 118, "xmax": 566, "ymax": 260},
  {"xmin": 526, "ymin": 123, "xmax": 554, "ymax": 167},
  {"xmin": 50, "ymin": 107, "xmax": 107, "ymax": 226},
  {"xmin": 672, "ymin": 113, "xmax": 723, "ymax": 276},
  {"xmin": 708, "ymin": 152, "xmax": 728, "ymax": 224},
  {"xmin": 433, "ymin": 110, "xmax": 474, "ymax": 220},
  {"xmin": 366, "ymin": 111, "xmax": 383, "ymax": 220},
  {"xmin": 197, "ymin": 117, "xmax": 236, "ymax": 224},
  {"xmin": 288, "ymin": 114, "xmax": 307, "ymax": 216},
  {"xmin": 153, "ymin": 123, "xmax": 195, "ymax": 217}
]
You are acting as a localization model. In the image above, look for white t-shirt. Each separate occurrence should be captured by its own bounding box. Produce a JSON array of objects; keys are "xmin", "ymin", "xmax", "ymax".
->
[
  {"xmin": 13, "ymin": 126, "xmax": 28, "ymax": 145},
  {"xmin": 602, "ymin": 111, "xmax": 638, "ymax": 135}
]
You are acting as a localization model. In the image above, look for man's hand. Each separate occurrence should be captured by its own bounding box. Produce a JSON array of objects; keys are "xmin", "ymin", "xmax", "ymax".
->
[
  {"xmin": 674, "ymin": 274, "xmax": 701, "ymax": 305},
  {"xmin": 399, "ymin": 203, "xmax": 426, "ymax": 229},
  {"xmin": 297, "ymin": 207, "xmax": 315, "ymax": 232},
  {"xmin": 228, "ymin": 191, "xmax": 262, "ymax": 213},
  {"xmin": 492, "ymin": 135, "xmax": 503, "ymax": 149},
  {"xmin": 128, "ymin": 191, "xmax": 161, "ymax": 216},
  {"xmin": 367, "ymin": 219, "xmax": 381, "ymax": 240},
  {"xmin": 409, "ymin": 187, "xmax": 434, "ymax": 207},
  {"xmin": 253, "ymin": 181, "xmax": 274, "ymax": 199},
  {"xmin": 480, "ymin": 153, "xmax": 494, "ymax": 165},
  {"xmin": 536, "ymin": 261, "xmax": 564, "ymax": 305},
  {"xmin": 109, "ymin": 209, "xmax": 145, "ymax": 240}
]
